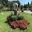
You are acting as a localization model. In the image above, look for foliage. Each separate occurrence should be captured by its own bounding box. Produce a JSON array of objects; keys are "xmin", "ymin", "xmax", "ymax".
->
[
  {"xmin": 7, "ymin": 11, "xmax": 30, "ymax": 29},
  {"xmin": 17, "ymin": 16, "xmax": 24, "ymax": 20},
  {"xmin": 31, "ymin": 1, "xmax": 32, "ymax": 5},
  {"xmin": 10, "ymin": 21, "xmax": 18, "ymax": 29},
  {"xmin": 24, "ymin": 4, "xmax": 28, "ymax": 8},
  {"xmin": 17, "ymin": 0, "xmax": 20, "ymax": 7},
  {"xmin": 0, "ymin": 11, "xmax": 31, "ymax": 32},
  {"xmin": 2, "ymin": 0, "xmax": 8, "ymax": 6},
  {"xmin": 11, "ymin": 15, "xmax": 18, "ymax": 21},
  {"xmin": 0, "ymin": 6, "xmax": 3, "ymax": 9},
  {"xmin": 8, "ymin": 19, "xmax": 30, "ymax": 29},
  {"xmin": 7, "ymin": 14, "xmax": 24, "ymax": 21},
  {"xmin": 20, "ymin": 5, "xmax": 24, "ymax": 9},
  {"xmin": 14, "ymin": 10, "xmax": 17, "ymax": 15},
  {"xmin": 18, "ymin": 20, "xmax": 30, "ymax": 30}
]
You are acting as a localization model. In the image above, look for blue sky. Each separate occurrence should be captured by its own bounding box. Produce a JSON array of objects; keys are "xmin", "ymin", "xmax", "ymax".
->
[
  {"xmin": 8, "ymin": 0, "xmax": 32, "ymax": 5},
  {"xmin": 19, "ymin": 0, "xmax": 32, "ymax": 5}
]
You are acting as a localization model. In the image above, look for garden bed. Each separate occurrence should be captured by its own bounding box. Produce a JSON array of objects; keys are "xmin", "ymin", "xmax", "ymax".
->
[{"xmin": 7, "ymin": 15, "xmax": 30, "ymax": 30}]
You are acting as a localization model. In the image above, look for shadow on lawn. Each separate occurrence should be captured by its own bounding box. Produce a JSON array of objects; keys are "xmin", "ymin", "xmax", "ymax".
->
[
  {"xmin": 5, "ymin": 21, "xmax": 11, "ymax": 26},
  {"xmin": 5, "ymin": 21, "xmax": 16, "ymax": 29}
]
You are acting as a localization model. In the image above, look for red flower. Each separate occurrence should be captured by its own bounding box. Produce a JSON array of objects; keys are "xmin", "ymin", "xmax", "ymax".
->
[
  {"xmin": 16, "ymin": 20, "xmax": 30, "ymax": 29},
  {"xmin": 19, "ymin": 20, "xmax": 29, "ymax": 29},
  {"xmin": 11, "ymin": 21, "xmax": 18, "ymax": 29},
  {"xmin": 9, "ymin": 20, "xmax": 30, "ymax": 29}
]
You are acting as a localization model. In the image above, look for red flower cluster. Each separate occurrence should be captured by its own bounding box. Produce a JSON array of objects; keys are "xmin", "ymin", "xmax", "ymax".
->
[{"xmin": 9, "ymin": 20, "xmax": 30, "ymax": 30}]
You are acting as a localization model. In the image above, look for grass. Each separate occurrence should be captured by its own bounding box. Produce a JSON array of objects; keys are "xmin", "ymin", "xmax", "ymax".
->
[{"xmin": 0, "ymin": 11, "xmax": 32, "ymax": 32}]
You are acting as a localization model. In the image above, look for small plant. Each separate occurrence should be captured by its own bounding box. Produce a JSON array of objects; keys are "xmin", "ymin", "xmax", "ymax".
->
[
  {"xmin": 7, "ymin": 14, "xmax": 30, "ymax": 30},
  {"xmin": 11, "ymin": 15, "xmax": 18, "ymax": 21},
  {"xmin": 17, "ymin": 16, "xmax": 24, "ymax": 20}
]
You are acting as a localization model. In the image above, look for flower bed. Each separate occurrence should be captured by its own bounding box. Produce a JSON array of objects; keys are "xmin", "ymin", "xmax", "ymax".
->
[
  {"xmin": 8, "ymin": 20, "xmax": 29, "ymax": 29},
  {"xmin": 7, "ymin": 15, "xmax": 30, "ymax": 30}
]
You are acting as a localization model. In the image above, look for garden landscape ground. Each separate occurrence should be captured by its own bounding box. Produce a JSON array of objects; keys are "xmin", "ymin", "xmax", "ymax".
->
[{"xmin": 0, "ymin": 11, "xmax": 32, "ymax": 32}]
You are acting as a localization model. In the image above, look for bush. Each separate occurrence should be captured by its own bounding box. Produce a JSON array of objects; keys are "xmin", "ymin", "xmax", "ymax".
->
[
  {"xmin": 7, "ymin": 13, "xmax": 14, "ymax": 22},
  {"xmin": 7, "ymin": 15, "xmax": 24, "ymax": 22},
  {"xmin": 7, "ymin": 15, "xmax": 30, "ymax": 30},
  {"xmin": 18, "ymin": 16, "xmax": 24, "ymax": 20},
  {"xmin": 7, "ymin": 15, "xmax": 18, "ymax": 22},
  {"xmin": 11, "ymin": 15, "xmax": 18, "ymax": 21},
  {"xmin": 7, "ymin": 15, "xmax": 11, "ymax": 22}
]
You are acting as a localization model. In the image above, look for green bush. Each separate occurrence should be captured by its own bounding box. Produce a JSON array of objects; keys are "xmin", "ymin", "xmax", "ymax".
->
[
  {"xmin": 18, "ymin": 16, "xmax": 24, "ymax": 20},
  {"xmin": 7, "ymin": 14, "xmax": 24, "ymax": 22},
  {"xmin": 11, "ymin": 15, "xmax": 18, "ymax": 21}
]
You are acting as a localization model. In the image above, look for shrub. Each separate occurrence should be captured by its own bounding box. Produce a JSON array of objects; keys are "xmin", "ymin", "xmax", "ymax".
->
[
  {"xmin": 7, "ymin": 15, "xmax": 11, "ymax": 22},
  {"xmin": 18, "ymin": 16, "xmax": 24, "ymax": 20},
  {"xmin": 7, "ymin": 14, "xmax": 30, "ymax": 30},
  {"xmin": 11, "ymin": 15, "xmax": 18, "ymax": 21},
  {"xmin": 7, "ymin": 14, "xmax": 24, "ymax": 22}
]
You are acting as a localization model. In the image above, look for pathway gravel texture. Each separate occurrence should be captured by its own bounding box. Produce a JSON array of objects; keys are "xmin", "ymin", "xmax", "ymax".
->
[{"xmin": 24, "ymin": 10, "xmax": 32, "ymax": 14}]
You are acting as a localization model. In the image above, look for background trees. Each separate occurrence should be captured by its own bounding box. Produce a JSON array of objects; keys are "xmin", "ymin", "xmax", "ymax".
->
[{"xmin": 2, "ymin": 0, "xmax": 8, "ymax": 6}]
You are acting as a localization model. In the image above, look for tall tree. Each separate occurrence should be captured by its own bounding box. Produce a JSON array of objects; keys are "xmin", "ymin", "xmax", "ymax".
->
[
  {"xmin": 28, "ymin": 2, "xmax": 29, "ymax": 7},
  {"xmin": 14, "ymin": 0, "xmax": 20, "ymax": 15},
  {"xmin": 31, "ymin": 1, "xmax": 32, "ymax": 5},
  {"xmin": 17, "ymin": 0, "xmax": 20, "ymax": 7},
  {"xmin": 2, "ymin": 0, "xmax": 8, "ymax": 6}
]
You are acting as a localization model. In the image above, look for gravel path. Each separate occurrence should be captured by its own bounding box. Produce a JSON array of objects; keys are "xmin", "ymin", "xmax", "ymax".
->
[{"xmin": 24, "ymin": 10, "xmax": 32, "ymax": 14}]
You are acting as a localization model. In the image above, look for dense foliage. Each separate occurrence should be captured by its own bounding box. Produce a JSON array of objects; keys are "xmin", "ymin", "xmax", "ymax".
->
[
  {"xmin": 17, "ymin": 16, "xmax": 24, "ymax": 20},
  {"xmin": 7, "ymin": 15, "xmax": 30, "ymax": 30},
  {"xmin": 7, "ymin": 15, "xmax": 24, "ymax": 21}
]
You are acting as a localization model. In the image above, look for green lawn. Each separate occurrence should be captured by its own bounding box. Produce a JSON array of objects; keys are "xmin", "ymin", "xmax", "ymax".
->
[{"xmin": 0, "ymin": 11, "xmax": 32, "ymax": 32}]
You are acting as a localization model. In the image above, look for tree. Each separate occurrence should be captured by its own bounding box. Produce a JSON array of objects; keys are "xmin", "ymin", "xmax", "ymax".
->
[
  {"xmin": 2, "ymin": 0, "xmax": 8, "ymax": 6},
  {"xmin": 21, "ymin": 5, "xmax": 24, "ymax": 9},
  {"xmin": 31, "ymin": 1, "xmax": 32, "ymax": 5},
  {"xmin": 13, "ymin": 0, "xmax": 20, "ymax": 15},
  {"xmin": 10, "ymin": 2, "xmax": 13, "ymax": 10},
  {"xmin": 20, "ymin": 5, "xmax": 24, "ymax": 12},
  {"xmin": 17, "ymin": 0, "xmax": 20, "ymax": 7},
  {"xmin": 24, "ymin": 4, "xmax": 27, "ymax": 8},
  {"xmin": 27, "ymin": 2, "xmax": 29, "ymax": 8}
]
